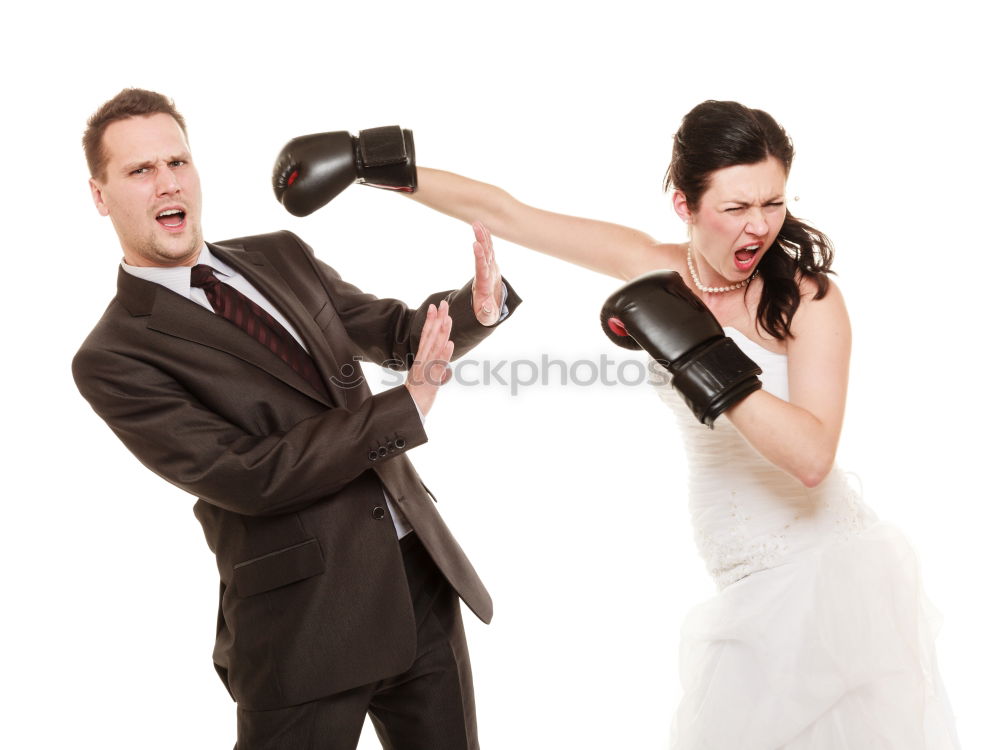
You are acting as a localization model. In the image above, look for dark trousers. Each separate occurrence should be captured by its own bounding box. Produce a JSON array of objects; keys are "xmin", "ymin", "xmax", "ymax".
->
[{"xmin": 236, "ymin": 533, "xmax": 479, "ymax": 750}]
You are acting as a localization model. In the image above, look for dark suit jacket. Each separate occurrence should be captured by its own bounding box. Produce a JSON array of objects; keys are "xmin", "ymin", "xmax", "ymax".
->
[{"xmin": 72, "ymin": 230, "xmax": 520, "ymax": 711}]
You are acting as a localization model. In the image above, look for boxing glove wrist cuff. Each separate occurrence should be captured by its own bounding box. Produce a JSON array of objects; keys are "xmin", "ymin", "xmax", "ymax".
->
[
  {"xmin": 357, "ymin": 126, "xmax": 417, "ymax": 191},
  {"xmin": 670, "ymin": 336, "xmax": 763, "ymax": 427}
]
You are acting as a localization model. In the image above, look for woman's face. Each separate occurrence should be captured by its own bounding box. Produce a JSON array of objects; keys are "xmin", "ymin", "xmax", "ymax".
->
[{"xmin": 675, "ymin": 156, "xmax": 788, "ymax": 286}]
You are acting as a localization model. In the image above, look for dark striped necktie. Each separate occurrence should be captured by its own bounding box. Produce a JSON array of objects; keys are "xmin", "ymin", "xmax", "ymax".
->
[{"xmin": 190, "ymin": 264, "xmax": 328, "ymax": 396}]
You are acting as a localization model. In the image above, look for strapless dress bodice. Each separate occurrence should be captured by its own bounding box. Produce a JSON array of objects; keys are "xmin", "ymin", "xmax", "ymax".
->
[{"xmin": 650, "ymin": 328, "xmax": 876, "ymax": 588}]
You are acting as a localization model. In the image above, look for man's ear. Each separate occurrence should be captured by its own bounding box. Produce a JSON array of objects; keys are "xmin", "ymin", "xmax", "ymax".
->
[
  {"xmin": 672, "ymin": 190, "xmax": 693, "ymax": 225},
  {"xmin": 90, "ymin": 178, "xmax": 110, "ymax": 217}
]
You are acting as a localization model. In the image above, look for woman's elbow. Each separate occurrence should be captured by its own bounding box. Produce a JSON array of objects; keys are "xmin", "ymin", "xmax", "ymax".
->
[{"xmin": 797, "ymin": 453, "xmax": 836, "ymax": 489}]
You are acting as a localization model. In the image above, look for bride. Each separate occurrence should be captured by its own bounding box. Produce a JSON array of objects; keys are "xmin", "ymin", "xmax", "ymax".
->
[{"xmin": 403, "ymin": 101, "xmax": 960, "ymax": 748}]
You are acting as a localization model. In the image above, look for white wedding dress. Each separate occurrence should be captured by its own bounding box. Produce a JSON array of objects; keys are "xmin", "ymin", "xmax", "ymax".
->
[{"xmin": 651, "ymin": 328, "xmax": 961, "ymax": 750}]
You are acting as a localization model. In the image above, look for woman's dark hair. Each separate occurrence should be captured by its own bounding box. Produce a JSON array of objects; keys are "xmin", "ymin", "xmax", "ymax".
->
[{"xmin": 665, "ymin": 100, "xmax": 833, "ymax": 340}]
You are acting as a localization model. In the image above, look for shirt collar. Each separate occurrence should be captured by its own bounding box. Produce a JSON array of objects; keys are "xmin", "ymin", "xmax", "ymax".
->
[{"xmin": 119, "ymin": 244, "xmax": 237, "ymax": 296}]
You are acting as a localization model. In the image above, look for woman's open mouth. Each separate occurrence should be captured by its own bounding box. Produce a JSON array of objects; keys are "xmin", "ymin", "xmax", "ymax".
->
[{"xmin": 734, "ymin": 244, "xmax": 760, "ymax": 271}]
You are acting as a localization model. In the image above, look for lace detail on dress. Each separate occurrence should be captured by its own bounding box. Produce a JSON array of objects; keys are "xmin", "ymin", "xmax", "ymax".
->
[
  {"xmin": 698, "ymin": 476, "xmax": 874, "ymax": 588},
  {"xmin": 829, "ymin": 472, "xmax": 874, "ymax": 537},
  {"xmin": 694, "ymin": 492, "xmax": 791, "ymax": 587}
]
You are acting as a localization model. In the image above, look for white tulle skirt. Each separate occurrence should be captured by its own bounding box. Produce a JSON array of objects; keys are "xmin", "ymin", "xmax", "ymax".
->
[{"xmin": 670, "ymin": 522, "xmax": 960, "ymax": 749}]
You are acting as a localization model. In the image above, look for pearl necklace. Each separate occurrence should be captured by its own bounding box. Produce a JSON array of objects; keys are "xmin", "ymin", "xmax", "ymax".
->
[{"xmin": 686, "ymin": 245, "xmax": 757, "ymax": 294}]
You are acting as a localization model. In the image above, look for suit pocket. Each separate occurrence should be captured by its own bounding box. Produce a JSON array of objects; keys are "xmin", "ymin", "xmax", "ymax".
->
[
  {"xmin": 421, "ymin": 480, "xmax": 439, "ymax": 504},
  {"xmin": 232, "ymin": 539, "xmax": 324, "ymax": 598}
]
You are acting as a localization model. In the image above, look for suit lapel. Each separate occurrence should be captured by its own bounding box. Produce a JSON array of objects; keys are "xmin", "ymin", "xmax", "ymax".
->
[
  {"xmin": 208, "ymin": 243, "xmax": 348, "ymax": 408},
  {"xmin": 117, "ymin": 260, "xmax": 336, "ymax": 407}
]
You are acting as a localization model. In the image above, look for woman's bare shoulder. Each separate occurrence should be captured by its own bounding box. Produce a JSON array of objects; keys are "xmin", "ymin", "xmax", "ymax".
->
[{"xmin": 788, "ymin": 275, "xmax": 850, "ymax": 347}]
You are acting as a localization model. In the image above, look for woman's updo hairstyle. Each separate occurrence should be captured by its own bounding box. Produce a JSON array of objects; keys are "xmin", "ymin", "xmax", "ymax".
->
[{"xmin": 665, "ymin": 101, "xmax": 834, "ymax": 340}]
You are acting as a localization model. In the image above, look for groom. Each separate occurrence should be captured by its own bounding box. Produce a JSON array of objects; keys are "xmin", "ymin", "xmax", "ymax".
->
[{"xmin": 72, "ymin": 88, "xmax": 518, "ymax": 749}]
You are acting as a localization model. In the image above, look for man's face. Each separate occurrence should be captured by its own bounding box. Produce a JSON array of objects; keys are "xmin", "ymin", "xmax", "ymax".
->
[{"xmin": 90, "ymin": 113, "xmax": 203, "ymax": 267}]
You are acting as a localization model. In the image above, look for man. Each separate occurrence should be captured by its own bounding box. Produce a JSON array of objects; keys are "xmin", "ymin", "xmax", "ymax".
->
[{"xmin": 72, "ymin": 88, "xmax": 518, "ymax": 749}]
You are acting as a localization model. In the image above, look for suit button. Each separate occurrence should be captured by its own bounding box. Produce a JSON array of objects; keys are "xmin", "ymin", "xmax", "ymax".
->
[
  {"xmin": 371, "ymin": 506, "xmax": 386, "ymax": 521},
  {"xmin": 378, "ymin": 446, "xmax": 388, "ymax": 457},
  {"xmin": 368, "ymin": 450, "xmax": 379, "ymax": 461},
  {"xmin": 394, "ymin": 438, "xmax": 406, "ymax": 449}
]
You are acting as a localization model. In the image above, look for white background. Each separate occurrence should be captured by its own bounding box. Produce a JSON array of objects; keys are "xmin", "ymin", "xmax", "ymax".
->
[{"xmin": 3, "ymin": 1, "xmax": 997, "ymax": 747}]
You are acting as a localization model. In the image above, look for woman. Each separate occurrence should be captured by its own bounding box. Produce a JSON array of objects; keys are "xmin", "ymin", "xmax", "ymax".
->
[{"xmin": 406, "ymin": 101, "xmax": 959, "ymax": 748}]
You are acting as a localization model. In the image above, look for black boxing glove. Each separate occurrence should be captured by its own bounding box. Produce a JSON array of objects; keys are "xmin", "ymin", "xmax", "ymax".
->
[
  {"xmin": 273, "ymin": 126, "xmax": 416, "ymax": 217},
  {"xmin": 600, "ymin": 270, "xmax": 762, "ymax": 427}
]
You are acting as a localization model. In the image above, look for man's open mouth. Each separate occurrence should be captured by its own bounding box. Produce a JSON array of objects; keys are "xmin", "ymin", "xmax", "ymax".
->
[{"xmin": 156, "ymin": 208, "xmax": 186, "ymax": 228}]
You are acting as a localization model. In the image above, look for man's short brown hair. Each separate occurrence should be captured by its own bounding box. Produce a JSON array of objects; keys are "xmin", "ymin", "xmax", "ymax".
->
[{"xmin": 83, "ymin": 88, "xmax": 188, "ymax": 181}]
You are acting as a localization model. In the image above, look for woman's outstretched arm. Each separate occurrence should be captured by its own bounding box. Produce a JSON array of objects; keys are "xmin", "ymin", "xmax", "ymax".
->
[{"xmin": 408, "ymin": 167, "xmax": 668, "ymax": 280}]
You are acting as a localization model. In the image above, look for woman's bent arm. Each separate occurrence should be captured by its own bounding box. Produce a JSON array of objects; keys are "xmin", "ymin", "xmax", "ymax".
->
[{"xmin": 724, "ymin": 280, "xmax": 851, "ymax": 487}]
